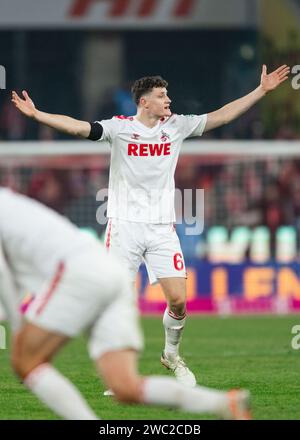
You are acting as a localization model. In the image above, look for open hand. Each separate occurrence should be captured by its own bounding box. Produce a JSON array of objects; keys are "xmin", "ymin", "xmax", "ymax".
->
[
  {"xmin": 11, "ymin": 90, "xmax": 37, "ymax": 118},
  {"xmin": 260, "ymin": 64, "xmax": 290, "ymax": 93}
]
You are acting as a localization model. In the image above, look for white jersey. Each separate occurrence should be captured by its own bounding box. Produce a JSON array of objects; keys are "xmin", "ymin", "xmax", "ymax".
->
[
  {"xmin": 0, "ymin": 242, "xmax": 21, "ymax": 331},
  {"xmin": 0, "ymin": 188, "xmax": 97, "ymax": 294},
  {"xmin": 97, "ymin": 113, "xmax": 207, "ymax": 223}
]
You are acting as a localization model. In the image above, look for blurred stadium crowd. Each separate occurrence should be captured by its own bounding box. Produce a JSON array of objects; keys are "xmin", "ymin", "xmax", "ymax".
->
[{"xmin": 2, "ymin": 156, "xmax": 300, "ymax": 260}]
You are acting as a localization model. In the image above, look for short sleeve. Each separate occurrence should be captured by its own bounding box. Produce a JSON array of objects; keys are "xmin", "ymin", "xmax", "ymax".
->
[
  {"xmin": 94, "ymin": 118, "xmax": 120, "ymax": 143},
  {"xmin": 176, "ymin": 114, "xmax": 207, "ymax": 139}
]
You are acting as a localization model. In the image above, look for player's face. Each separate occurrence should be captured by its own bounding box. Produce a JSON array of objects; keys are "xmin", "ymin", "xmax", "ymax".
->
[{"xmin": 143, "ymin": 87, "xmax": 172, "ymax": 118}]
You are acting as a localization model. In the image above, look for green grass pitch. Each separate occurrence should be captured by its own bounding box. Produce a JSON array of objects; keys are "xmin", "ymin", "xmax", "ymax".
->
[{"xmin": 0, "ymin": 315, "xmax": 299, "ymax": 420}]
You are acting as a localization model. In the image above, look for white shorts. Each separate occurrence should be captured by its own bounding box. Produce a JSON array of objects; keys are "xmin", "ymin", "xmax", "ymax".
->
[
  {"xmin": 25, "ymin": 245, "xmax": 143, "ymax": 360},
  {"xmin": 105, "ymin": 219, "xmax": 186, "ymax": 284}
]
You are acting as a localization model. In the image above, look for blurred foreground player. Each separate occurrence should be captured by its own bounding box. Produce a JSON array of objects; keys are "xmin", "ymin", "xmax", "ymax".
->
[
  {"xmin": 12, "ymin": 64, "xmax": 290, "ymax": 388},
  {"xmin": 0, "ymin": 238, "xmax": 21, "ymax": 332},
  {"xmin": 0, "ymin": 188, "xmax": 251, "ymax": 419}
]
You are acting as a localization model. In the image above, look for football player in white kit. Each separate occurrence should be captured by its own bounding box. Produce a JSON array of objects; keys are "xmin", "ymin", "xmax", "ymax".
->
[
  {"xmin": 11, "ymin": 64, "xmax": 289, "ymax": 387},
  {"xmin": 0, "ymin": 188, "xmax": 252, "ymax": 420},
  {"xmin": 0, "ymin": 237, "xmax": 21, "ymax": 332}
]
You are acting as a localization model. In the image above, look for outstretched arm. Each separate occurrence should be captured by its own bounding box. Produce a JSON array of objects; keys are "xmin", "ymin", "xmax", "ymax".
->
[
  {"xmin": 11, "ymin": 90, "xmax": 91, "ymax": 138},
  {"xmin": 204, "ymin": 64, "xmax": 290, "ymax": 132}
]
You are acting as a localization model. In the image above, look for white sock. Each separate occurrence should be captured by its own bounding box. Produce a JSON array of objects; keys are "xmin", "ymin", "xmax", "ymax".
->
[
  {"xmin": 24, "ymin": 363, "xmax": 99, "ymax": 420},
  {"xmin": 142, "ymin": 376, "xmax": 227, "ymax": 415},
  {"xmin": 163, "ymin": 308, "xmax": 186, "ymax": 357}
]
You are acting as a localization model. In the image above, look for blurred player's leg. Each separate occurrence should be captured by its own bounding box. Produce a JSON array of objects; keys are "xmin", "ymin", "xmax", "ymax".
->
[
  {"xmin": 98, "ymin": 349, "xmax": 251, "ymax": 420},
  {"xmin": 159, "ymin": 277, "xmax": 196, "ymax": 387},
  {"xmin": 0, "ymin": 247, "xmax": 22, "ymax": 332},
  {"xmin": 12, "ymin": 323, "xmax": 99, "ymax": 420}
]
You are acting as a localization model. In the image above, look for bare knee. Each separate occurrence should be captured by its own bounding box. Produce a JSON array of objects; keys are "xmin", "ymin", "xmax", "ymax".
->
[
  {"xmin": 112, "ymin": 377, "xmax": 143, "ymax": 404},
  {"xmin": 11, "ymin": 327, "xmax": 64, "ymax": 380},
  {"xmin": 11, "ymin": 334, "xmax": 48, "ymax": 379},
  {"xmin": 98, "ymin": 349, "xmax": 143, "ymax": 403},
  {"xmin": 168, "ymin": 295, "xmax": 186, "ymax": 317},
  {"xmin": 160, "ymin": 278, "xmax": 186, "ymax": 316},
  {"xmin": 12, "ymin": 354, "xmax": 44, "ymax": 380}
]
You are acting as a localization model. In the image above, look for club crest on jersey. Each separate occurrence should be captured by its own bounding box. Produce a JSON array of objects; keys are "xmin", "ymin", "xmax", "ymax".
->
[
  {"xmin": 160, "ymin": 131, "xmax": 170, "ymax": 142},
  {"xmin": 131, "ymin": 133, "xmax": 140, "ymax": 140}
]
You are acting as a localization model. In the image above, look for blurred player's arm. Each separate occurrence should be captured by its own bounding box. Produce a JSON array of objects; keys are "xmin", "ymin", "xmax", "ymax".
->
[
  {"xmin": 11, "ymin": 90, "xmax": 93, "ymax": 138},
  {"xmin": 0, "ymin": 242, "xmax": 22, "ymax": 332},
  {"xmin": 204, "ymin": 64, "xmax": 290, "ymax": 132}
]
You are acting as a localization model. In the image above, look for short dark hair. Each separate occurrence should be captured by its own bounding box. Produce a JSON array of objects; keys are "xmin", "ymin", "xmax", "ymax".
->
[{"xmin": 131, "ymin": 76, "xmax": 168, "ymax": 106}]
